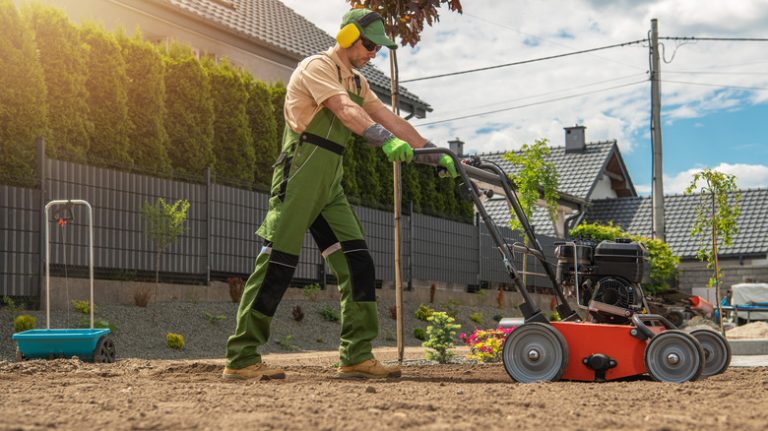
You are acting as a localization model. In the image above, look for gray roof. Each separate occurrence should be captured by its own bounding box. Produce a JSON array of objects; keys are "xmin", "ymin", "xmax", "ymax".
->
[
  {"xmin": 484, "ymin": 198, "xmax": 558, "ymax": 237},
  {"xmin": 584, "ymin": 189, "xmax": 768, "ymax": 259},
  {"xmin": 162, "ymin": 0, "xmax": 430, "ymax": 115},
  {"xmin": 478, "ymin": 141, "xmax": 633, "ymax": 200}
]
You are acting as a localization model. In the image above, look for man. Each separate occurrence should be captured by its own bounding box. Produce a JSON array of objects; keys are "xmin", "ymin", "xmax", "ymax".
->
[{"xmin": 223, "ymin": 8, "xmax": 456, "ymax": 380}]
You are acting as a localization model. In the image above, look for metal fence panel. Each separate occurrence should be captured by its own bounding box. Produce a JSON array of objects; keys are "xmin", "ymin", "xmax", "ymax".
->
[
  {"xmin": 45, "ymin": 160, "xmax": 207, "ymax": 275},
  {"xmin": 412, "ymin": 213, "xmax": 478, "ymax": 285},
  {"xmin": 0, "ymin": 185, "xmax": 40, "ymax": 296}
]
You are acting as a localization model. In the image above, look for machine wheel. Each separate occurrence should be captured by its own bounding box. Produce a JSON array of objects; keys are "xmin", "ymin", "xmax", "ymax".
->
[
  {"xmin": 502, "ymin": 322, "xmax": 569, "ymax": 383},
  {"xmin": 644, "ymin": 330, "xmax": 704, "ymax": 383},
  {"xmin": 689, "ymin": 328, "xmax": 731, "ymax": 377},
  {"xmin": 93, "ymin": 335, "xmax": 116, "ymax": 363}
]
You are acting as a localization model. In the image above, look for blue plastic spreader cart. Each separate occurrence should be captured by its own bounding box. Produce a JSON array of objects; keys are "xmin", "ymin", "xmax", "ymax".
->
[{"xmin": 12, "ymin": 200, "xmax": 116, "ymax": 363}]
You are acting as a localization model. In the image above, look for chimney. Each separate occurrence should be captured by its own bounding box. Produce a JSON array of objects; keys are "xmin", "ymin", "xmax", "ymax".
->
[
  {"xmin": 448, "ymin": 137, "xmax": 464, "ymax": 156},
  {"xmin": 564, "ymin": 125, "xmax": 586, "ymax": 153}
]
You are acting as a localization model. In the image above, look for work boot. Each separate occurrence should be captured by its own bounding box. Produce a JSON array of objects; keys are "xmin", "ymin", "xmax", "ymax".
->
[
  {"xmin": 222, "ymin": 363, "xmax": 286, "ymax": 380},
  {"xmin": 337, "ymin": 359, "xmax": 401, "ymax": 379}
]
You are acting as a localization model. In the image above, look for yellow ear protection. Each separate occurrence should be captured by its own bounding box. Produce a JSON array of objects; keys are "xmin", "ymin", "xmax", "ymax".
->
[{"xmin": 336, "ymin": 12, "xmax": 383, "ymax": 48}]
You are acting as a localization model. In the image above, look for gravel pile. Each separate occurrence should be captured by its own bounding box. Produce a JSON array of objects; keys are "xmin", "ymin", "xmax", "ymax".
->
[{"xmin": 1, "ymin": 298, "xmax": 515, "ymax": 362}]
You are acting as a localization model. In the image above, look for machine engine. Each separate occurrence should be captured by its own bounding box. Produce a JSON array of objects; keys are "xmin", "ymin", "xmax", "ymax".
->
[{"xmin": 555, "ymin": 239, "xmax": 651, "ymax": 324}]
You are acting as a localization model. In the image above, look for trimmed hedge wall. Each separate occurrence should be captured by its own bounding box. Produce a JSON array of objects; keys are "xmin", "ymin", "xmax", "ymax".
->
[{"xmin": 0, "ymin": 1, "xmax": 471, "ymax": 222}]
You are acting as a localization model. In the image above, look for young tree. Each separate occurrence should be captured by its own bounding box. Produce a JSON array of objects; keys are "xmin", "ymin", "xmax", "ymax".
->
[
  {"xmin": 0, "ymin": 0, "xmax": 47, "ymax": 187},
  {"xmin": 204, "ymin": 58, "xmax": 255, "ymax": 186},
  {"xmin": 21, "ymin": 2, "xmax": 89, "ymax": 163},
  {"xmin": 80, "ymin": 22, "xmax": 132, "ymax": 169},
  {"xmin": 163, "ymin": 43, "xmax": 214, "ymax": 179},
  {"xmin": 503, "ymin": 139, "xmax": 560, "ymax": 287},
  {"xmin": 684, "ymin": 169, "xmax": 741, "ymax": 334},
  {"xmin": 140, "ymin": 198, "xmax": 190, "ymax": 284},
  {"xmin": 116, "ymin": 29, "xmax": 172, "ymax": 176}
]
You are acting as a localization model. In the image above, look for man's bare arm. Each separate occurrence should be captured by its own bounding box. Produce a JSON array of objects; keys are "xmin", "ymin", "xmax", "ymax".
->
[
  {"xmin": 369, "ymin": 106, "xmax": 428, "ymax": 148},
  {"xmin": 322, "ymin": 94, "xmax": 375, "ymax": 135}
]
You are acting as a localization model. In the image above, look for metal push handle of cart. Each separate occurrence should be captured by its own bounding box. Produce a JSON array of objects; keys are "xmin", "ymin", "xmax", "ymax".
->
[{"xmin": 44, "ymin": 200, "xmax": 95, "ymax": 329}]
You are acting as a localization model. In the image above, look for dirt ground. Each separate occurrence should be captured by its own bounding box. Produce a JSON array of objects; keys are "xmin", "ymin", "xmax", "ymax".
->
[{"xmin": 1, "ymin": 347, "xmax": 767, "ymax": 431}]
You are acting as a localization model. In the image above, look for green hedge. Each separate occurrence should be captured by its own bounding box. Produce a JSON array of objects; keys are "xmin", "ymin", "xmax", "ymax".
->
[
  {"xmin": 0, "ymin": 0, "xmax": 47, "ymax": 187},
  {"xmin": 117, "ymin": 29, "xmax": 172, "ymax": 175},
  {"xmin": 569, "ymin": 222, "xmax": 680, "ymax": 294},
  {"xmin": 0, "ymin": 1, "xmax": 470, "ymax": 222}
]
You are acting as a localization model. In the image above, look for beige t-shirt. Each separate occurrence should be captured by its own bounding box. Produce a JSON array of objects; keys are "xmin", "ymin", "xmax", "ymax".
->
[{"xmin": 284, "ymin": 46, "xmax": 385, "ymax": 133}]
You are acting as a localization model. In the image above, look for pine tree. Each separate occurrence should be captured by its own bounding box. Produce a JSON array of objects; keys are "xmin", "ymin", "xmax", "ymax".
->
[
  {"xmin": 0, "ymin": 0, "xmax": 47, "ymax": 187},
  {"xmin": 80, "ymin": 22, "xmax": 132, "ymax": 169},
  {"xmin": 204, "ymin": 58, "xmax": 255, "ymax": 186},
  {"xmin": 22, "ymin": 2, "xmax": 90, "ymax": 162},
  {"xmin": 243, "ymin": 75, "xmax": 277, "ymax": 187},
  {"xmin": 162, "ymin": 43, "xmax": 214, "ymax": 179},
  {"xmin": 116, "ymin": 29, "xmax": 171, "ymax": 176}
]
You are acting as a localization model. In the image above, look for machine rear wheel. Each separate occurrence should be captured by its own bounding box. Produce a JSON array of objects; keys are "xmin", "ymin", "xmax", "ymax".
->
[
  {"xmin": 689, "ymin": 328, "xmax": 731, "ymax": 377},
  {"xmin": 93, "ymin": 335, "xmax": 116, "ymax": 363},
  {"xmin": 644, "ymin": 330, "xmax": 704, "ymax": 383},
  {"xmin": 502, "ymin": 322, "xmax": 568, "ymax": 383}
]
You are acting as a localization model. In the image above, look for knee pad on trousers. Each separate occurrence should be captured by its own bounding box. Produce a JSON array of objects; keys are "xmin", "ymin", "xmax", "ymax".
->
[
  {"xmin": 252, "ymin": 249, "xmax": 298, "ymax": 317},
  {"xmin": 341, "ymin": 240, "xmax": 376, "ymax": 302}
]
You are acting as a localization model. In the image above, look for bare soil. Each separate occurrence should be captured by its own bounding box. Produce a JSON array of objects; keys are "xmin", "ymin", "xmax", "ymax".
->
[{"xmin": 1, "ymin": 348, "xmax": 767, "ymax": 431}]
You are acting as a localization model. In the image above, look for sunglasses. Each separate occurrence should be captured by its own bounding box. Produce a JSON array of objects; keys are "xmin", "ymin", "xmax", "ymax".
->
[{"xmin": 360, "ymin": 37, "xmax": 381, "ymax": 53}]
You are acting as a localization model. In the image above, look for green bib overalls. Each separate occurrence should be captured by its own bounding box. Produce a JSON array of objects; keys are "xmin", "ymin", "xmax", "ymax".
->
[{"xmin": 226, "ymin": 60, "xmax": 378, "ymax": 369}]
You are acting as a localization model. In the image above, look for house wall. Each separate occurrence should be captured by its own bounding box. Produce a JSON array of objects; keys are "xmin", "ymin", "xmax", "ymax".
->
[
  {"xmin": 589, "ymin": 174, "xmax": 618, "ymax": 200},
  {"xmin": 677, "ymin": 257, "xmax": 768, "ymax": 294},
  {"xmin": 26, "ymin": 0, "xmax": 298, "ymax": 83}
]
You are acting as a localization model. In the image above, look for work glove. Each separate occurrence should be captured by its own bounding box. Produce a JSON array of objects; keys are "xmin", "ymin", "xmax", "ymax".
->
[
  {"xmin": 381, "ymin": 137, "xmax": 414, "ymax": 163},
  {"xmin": 437, "ymin": 154, "xmax": 458, "ymax": 179}
]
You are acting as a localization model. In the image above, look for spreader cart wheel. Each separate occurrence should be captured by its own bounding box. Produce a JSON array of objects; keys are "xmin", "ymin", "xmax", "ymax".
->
[
  {"xmin": 93, "ymin": 335, "xmax": 116, "ymax": 363},
  {"xmin": 689, "ymin": 328, "xmax": 731, "ymax": 377},
  {"xmin": 644, "ymin": 330, "xmax": 704, "ymax": 383},
  {"xmin": 502, "ymin": 322, "xmax": 569, "ymax": 383}
]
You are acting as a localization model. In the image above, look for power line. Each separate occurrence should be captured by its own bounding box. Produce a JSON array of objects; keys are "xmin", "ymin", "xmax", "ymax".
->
[
  {"xmin": 663, "ymin": 79, "xmax": 768, "ymax": 92},
  {"xmin": 665, "ymin": 70, "xmax": 768, "ymax": 76},
  {"xmin": 400, "ymin": 39, "xmax": 648, "ymax": 83},
  {"xmin": 429, "ymin": 73, "xmax": 646, "ymax": 118},
  {"xmin": 413, "ymin": 80, "xmax": 647, "ymax": 127},
  {"xmin": 660, "ymin": 36, "xmax": 768, "ymax": 42}
]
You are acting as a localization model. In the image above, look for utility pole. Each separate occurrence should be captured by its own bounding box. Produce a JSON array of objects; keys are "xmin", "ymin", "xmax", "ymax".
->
[{"xmin": 650, "ymin": 18, "xmax": 666, "ymax": 242}]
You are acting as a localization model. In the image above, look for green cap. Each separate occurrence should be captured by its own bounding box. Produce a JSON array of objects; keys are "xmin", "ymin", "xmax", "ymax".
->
[{"xmin": 341, "ymin": 8, "xmax": 397, "ymax": 49}]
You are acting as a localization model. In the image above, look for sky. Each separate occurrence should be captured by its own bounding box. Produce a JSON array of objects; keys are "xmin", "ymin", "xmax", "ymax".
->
[{"xmin": 280, "ymin": 0, "xmax": 768, "ymax": 195}]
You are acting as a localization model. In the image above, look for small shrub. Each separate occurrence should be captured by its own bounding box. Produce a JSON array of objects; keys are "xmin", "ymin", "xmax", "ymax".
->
[
  {"xmin": 71, "ymin": 300, "xmax": 91, "ymax": 314},
  {"xmin": 440, "ymin": 299, "xmax": 462, "ymax": 319},
  {"xmin": 413, "ymin": 327, "xmax": 427, "ymax": 341},
  {"xmin": 166, "ymin": 333, "xmax": 185, "ymax": 350},
  {"xmin": 470, "ymin": 312, "xmax": 484, "ymax": 324},
  {"xmin": 292, "ymin": 305, "xmax": 304, "ymax": 322},
  {"xmin": 423, "ymin": 311, "xmax": 461, "ymax": 364},
  {"xmin": 315, "ymin": 337, "xmax": 325, "ymax": 343},
  {"xmin": 14, "ymin": 315, "xmax": 36, "ymax": 332},
  {"xmin": 318, "ymin": 304, "xmax": 339, "ymax": 322},
  {"xmin": 203, "ymin": 311, "xmax": 226, "ymax": 324},
  {"xmin": 227, "ymin": 276, "xmax": 244, "ymax": 303},
  {"xmin": 549, "ymin": 311, "xmax": 561, "ymax": 322},
  {"xmin": 3, "ymin": 296, "xmax": 24, "ymax": 314},
  {"xmin": 303, "ymin": 283, "xmax": 321, "ymax": 301},
  {"xmin": 276, "ymin": 334, "xmax": 300, "ymax": 351},
  {"xmin": 388, "ymin": 304, "xmax": 397, "ymax": 320},
  {"xmin": 459, "ymin": 328, "xmax": 514, "ymax": 363},
  {"xmin": 415, "ymin": 304, "xmax": 434, "ymax": 322},
  {"xmin": 492, "ymin": 314, "xmax": 503, "ymax": 323},
  {"xmin": 134, "ymin": 288, "xmax": 151, "ymax": 307}
]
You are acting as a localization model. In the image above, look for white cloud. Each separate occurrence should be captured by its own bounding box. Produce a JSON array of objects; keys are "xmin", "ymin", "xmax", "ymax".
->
[{"xmin": 640, "ymin": 163, "xmax": 768, "ymax": 195}]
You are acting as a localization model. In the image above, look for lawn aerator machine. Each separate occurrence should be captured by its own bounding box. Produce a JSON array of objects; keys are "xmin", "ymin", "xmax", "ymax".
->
[{"xmin": 413, "ymin": 147, "xmax": 730, "ymax": 383}]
